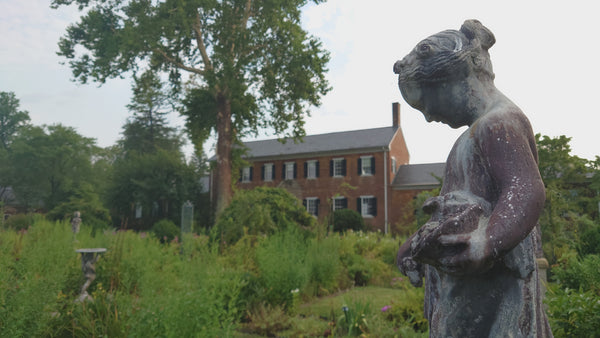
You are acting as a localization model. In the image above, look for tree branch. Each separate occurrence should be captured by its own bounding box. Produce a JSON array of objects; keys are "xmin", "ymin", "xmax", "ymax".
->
[
  {"xmin": 154, "ymin": 49, "xmax": 205, "ymax": 75},
  {"xmin": 193, "ymin": 10, "xmax": 212, "ymax": 72}
]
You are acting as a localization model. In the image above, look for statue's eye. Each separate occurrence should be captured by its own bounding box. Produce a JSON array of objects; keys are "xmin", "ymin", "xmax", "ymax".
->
[{"xmin": 417, "ymin": 43, "xmax": 432, "ymax": 57}]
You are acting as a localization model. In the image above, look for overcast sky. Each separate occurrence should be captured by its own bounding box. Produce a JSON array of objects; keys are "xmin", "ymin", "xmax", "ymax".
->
[{"xmin": 1, "ymin": 0, "xmax": 599, "ymax": 164}]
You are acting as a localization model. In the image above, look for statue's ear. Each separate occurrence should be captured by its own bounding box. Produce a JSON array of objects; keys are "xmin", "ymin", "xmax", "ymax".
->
[{"xmin": 460, "ymin": 19, "xmax": 495, "ymax": 51}]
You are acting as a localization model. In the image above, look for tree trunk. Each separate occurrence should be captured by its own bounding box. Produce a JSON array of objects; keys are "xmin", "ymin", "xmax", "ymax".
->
[{"xmin": 214, "ymin": 94, "xmax": 233, "ymax": 215}]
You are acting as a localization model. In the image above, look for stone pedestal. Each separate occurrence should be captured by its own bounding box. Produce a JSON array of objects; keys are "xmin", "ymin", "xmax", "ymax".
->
[{"xmin": 75, "ymin": 248, "xmax": 107, "ymax": 302}]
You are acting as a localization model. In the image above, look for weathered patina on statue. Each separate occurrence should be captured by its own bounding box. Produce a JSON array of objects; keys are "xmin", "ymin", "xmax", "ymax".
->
[{"xmin": 394, "ymin": 20, "xmax": 552, "ymax": 337}]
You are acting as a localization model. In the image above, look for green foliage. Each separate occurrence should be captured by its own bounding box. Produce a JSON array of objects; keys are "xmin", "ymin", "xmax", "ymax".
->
[
  {"xmin": 46, "ymin": 183, "xmax": 111, "ymax": 232},
  {"xmin": 121, "ymin": 70, "xmax": 182, "ymax": 155},
  {"xmin": 7, "ymin": 124, "xmax": 98, "ymax": 211},
  {"xmin": 304, "ymin": 236, "xmax": 341, "ymax": 296},
  {"xmin": 3, "ymin": 213, "xmax": 35, "ymax": 231},
  {"xmin": 552, "ymin": 254, "xmax": 600, "ymax": 294},
  {"xmin": 254, "ymin": 227, "xmax": 308, "ymax": 308},
  {"xmin": 213, "ymin": 187, "xmax": 314, "ymax": 245},
  {"xmin": 151, "ymin": 218, "xmax": 180, "ymax": 243},
  {"xmin": 546, "ymin": 286, "xmax": 600, "ymax": 338},
  {"xmin": 337, "ymin": 299, "xmax": 371, "ymax": 336},
  {"xmin": 107, "ymin": 148, "xmax": 196, "ymax": 229},
  {"xmin": 240, "ymin": 303, "xmax": 292, "ymax": 336},
  {"xmin": 332, "ymin": 209, "xmax": 365, "ymax": 233},
  {"xmin": 0, "ymin": 91, "xmax": 30, "ymax": 151},
  {"xmin": 579, "ymin": 225, "xmax": 600, "ymax": 256}
]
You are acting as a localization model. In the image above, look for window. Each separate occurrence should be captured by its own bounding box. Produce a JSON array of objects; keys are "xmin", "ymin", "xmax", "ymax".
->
[
  {"xmin": 241, "ymin": 166, "xmax": 253, "ymax": 183},
  {"xmin": 305, "ymin": 160, "xmax": 319, "ymax": 179},
  {"xmin": 391, "ymin": 157, "xmax": 397, "ymax": 174},
  {"xmin": 330, "ymin": 158, "xmax": 346, "ymax": 177},
  {"xmin": 332, "ymin": 197, "xmax": 347, "ymax": 211},
  {"xmin": 358, "ymin": 156, "xmax": 375, "ymax": 176},
  {"xmin": 304, "ymin": 197, "xmax": 319, "ymax": 216},
  {"xmin": 357, "ymin": 196, "xmax": 377, "ymax": 217},
  {"xmin": 262, "ymin": 163, "xmax": 274, "ymax": 181},
  {"xmin": 283, "ymin": 162, "xmax": 297, "ymax": 180}
]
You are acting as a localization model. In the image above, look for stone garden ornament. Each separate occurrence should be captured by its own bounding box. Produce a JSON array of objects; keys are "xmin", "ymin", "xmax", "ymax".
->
[{"xmin": 394, "ymin": 20, "xmax": 552, "ymax": 337}]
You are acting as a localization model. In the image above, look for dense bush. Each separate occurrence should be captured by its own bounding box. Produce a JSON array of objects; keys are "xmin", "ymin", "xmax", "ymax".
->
[
  {"xmin": 332, "ymin": 209, "xmax": 365, "ymax": 233},
  {"xmin": 546, "ymin": 286, "xmax": 600, "ymax": 337},
  {"xmin": 151, "ymin": 218, "xmax": 180, "ymax": 243},
  {"xmin": 213, "ymin": 187, "xmax": 314, "ymax": 245},
  {"xmin": 3, "ymin": 213, "xmax": 36, "ymax": 231}
]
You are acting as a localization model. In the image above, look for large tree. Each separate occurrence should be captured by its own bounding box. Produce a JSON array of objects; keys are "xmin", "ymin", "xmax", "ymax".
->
[
  {"xmin": 52, "ymin": 0, "xmax": 331, "ymax": 214},
  {"xmin": 121, "ymin": 71, "xmax": 182, "ymax": 155},
  {"xmin": 9, "ymin": 124, "xmax": 97, "ymax": 210},
  {"xmin": 0, "ymin": 92, "xmax": 31, "ymax": 202}
]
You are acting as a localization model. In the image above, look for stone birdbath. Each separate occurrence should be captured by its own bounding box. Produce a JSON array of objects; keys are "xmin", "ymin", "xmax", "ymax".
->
[{"xmin": 75, "ymin": 248, "xmax": 107, "ymax": 302}]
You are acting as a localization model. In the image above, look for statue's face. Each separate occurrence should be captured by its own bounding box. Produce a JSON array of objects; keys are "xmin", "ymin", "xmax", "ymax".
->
[{"xmin": 394, "ymin": 31, "xmax": 474, "ymax": 128}]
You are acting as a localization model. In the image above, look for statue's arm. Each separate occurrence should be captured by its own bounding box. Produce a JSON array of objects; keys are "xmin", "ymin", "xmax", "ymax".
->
[{"xmin": 477, "ymin": 112, "xmax": 546, "ymax": 259}]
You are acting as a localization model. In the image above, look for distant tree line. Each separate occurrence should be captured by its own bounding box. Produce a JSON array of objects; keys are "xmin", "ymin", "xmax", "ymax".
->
[{"xmin": 0, "ymin": 87, "xmax": 210, "ymax": 231}]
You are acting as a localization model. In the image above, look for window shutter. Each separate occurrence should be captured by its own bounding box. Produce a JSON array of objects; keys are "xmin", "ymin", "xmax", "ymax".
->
[
  {"xmin": 316, "ymin": 161, "xmax": 320, "ymax": 177},
  {"xmin": 342, "ymin": 197, "xmax": 348, "ymax": 209},
  {"xmin": 304, "ymin": 162, "xmax": 308, "ymax": 178},
  {"xmin": 282, "ymin": 164, "xmax": 286, "ymax": 179},
  {"xmin": 249, "ymin": 167, "xmax": 253, "ymax": 181},
  {"xmin": 357, "ymin": 198, "xmax": 361, "ymax": 214},
  {"xmin": 372, "ymin": 197, "xmax": 377, "ymax": 216},
  {"xmin": 261, "ymin": 165, "xmax": 265, "ymax": 180},
  {"xmin": 293, "ymin": 163, "xmax": 297, "ymax": 179},
  {"xmin": 316, "ymin": 199, "xmax": 320, "ymax": 216},
  {"xmin": 342, "ymin": 159, "xmax": 347, "ymax": 176},
  {"xmin": 303, "ymin": 199, "xmax": 307, "ymax": 208},
  {"xmin": 329, "ymin": 160, "xmax": 334, "ymax": 176},
  {"xmin": 239, "ymin": 169, "xmax": 242, "ymax": 182},
  {"xmin": 357, "ymin": 158, "xmax": 362, "ymax": 175},
  {"xmin": 371, "ymin": 157, "xmax": 376, "ymax": 174},
  {"xmin": 272, "ymin": 166, "xmax": 275, "ymax": 180}
]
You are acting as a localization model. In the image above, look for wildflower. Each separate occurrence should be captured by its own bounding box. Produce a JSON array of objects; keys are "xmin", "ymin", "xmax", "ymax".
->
[
  {"xmin": 381, "ymin": 305, "xmax": 391, "ymax": 312},
  {"xmin": 291, "ymin": 288, "xmax": 300, "ymax": 294}
]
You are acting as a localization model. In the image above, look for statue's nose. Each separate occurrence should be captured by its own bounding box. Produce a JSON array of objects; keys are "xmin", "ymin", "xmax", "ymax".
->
[{"xmin": 393, "ymin": 59, "xmax": 405, "ymax": 74}]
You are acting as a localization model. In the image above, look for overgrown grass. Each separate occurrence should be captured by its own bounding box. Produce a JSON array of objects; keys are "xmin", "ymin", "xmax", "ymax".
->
[{"xmin": 3, "ymin": 217, "xmax": 587, "ymax": 337}]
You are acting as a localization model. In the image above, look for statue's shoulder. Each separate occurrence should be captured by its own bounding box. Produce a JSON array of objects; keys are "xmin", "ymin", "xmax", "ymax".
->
[{"xmin": 474, "ymin": 105, "xmax": 532, "ymax": 137}]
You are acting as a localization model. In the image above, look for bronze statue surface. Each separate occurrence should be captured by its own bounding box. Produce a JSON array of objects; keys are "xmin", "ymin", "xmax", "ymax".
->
[{"xmin": 394, "ymin": 20, "xmax": 552, "ymax": 337}]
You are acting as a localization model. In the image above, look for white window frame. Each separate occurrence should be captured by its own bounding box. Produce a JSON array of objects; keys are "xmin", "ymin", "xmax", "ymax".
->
[
  {"xmin": 360, "ymin": 195, "xmax": 376, "ymax": 218},
  {"xmin": 306, "ymin": 160, "xmax": 318, "ymax": 179},
  {"xmin": 305, "ymin": 197, "xmax": 318, "ymax": 216},
  {"xmin": 263, "ymin": 163, "xmax": 274, "ymax": 182},
  {"xmin": 241, "ymin": 166, "xmax": 251, "ymax": 183},
  {"xmin": 285, "ymin": 162, "xmax": 295, "ymax": 180},
  {"xmin": 332, "ymin": 196, "xmax": 346, "ymax": 211},
  {"xmin": 360, "ymin": 156, "xmax": 374, "ymax": 176},
  {"xmin": 333, "ymin": 158, "xmax": 344, "ymax": 177},
  {"xmin": 391, "ymin": 157, "xmax": 397, "ymax": 174}
]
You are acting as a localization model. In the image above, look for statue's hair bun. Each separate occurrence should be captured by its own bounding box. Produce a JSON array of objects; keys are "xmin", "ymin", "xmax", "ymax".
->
[{"xmin": 460, "ymin": 20, "xmax": 496, "ymax": 51}]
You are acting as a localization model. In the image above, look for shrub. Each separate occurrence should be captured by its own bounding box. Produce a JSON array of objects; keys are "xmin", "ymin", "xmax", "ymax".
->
[
  {"xmin": 151, "ymin": 219, "xmax": 180, "ymax": 243},
  {"xmin": 253, "ymin": 227, "xmax": 308, "ymax": 309},
  {"xmin": 332, "ymin": 209, "xmax": 365, "ymax": 233},
  {"xmin": 552, "ymin": 254, "xmax": 600, "ymax": 294},
  {"xmin": 4, "ymin": 213, "xmax": 35, "ymax": 231},
  {"xmin": 546, "ymin": 286, "xmax": 600, "ymax": 337},
  {"xmin": 305, "ymin": 236, "xmax": 340, "ymax": 296},
  {"xmin": 213, "ymin": 187, "xmax": 314, "ymax": 245},
  {"xmin": 579, "ymin": 225, "xmax": 600, "ymax": 256}
]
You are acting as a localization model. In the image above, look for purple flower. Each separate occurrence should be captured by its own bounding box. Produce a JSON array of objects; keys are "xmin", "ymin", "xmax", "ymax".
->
[{"xmin": 381, "ymin": 305, "xmax": 391, "ymax": 312}]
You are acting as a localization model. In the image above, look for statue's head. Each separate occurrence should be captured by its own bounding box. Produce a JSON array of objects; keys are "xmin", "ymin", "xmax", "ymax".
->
[{"xmin": 393, "ymin": 20, "xmax": 496, "ymax": 128}]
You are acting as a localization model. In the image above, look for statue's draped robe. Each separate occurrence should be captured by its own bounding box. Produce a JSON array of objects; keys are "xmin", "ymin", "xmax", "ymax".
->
[{"xmin": 424, "ymin": 227, "xmax": 551, "ymax": 337}]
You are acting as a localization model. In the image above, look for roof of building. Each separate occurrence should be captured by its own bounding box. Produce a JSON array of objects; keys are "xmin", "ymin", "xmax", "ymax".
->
[
  {"xmin": 392, "ymin": 162, "xmax": 446, "ymax": 190},
  {"xmin": 240, "ymin": 126, "xmax": 401, "ymax": 160}
]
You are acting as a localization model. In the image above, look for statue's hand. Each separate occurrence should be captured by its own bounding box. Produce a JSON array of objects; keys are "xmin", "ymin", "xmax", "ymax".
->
[
  {"xmin": 436, "ymin": 232, "xmax": 494, "ymax": 275},
  {"xmin": 399, "ymin": 256, "xmax": 424, "ymax": 287}
]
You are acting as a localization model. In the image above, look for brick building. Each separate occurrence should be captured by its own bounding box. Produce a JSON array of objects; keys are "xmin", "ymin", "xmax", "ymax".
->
[{"xmin": 226, "ymin": 102, "xmax": 446, "ymax": 233}]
